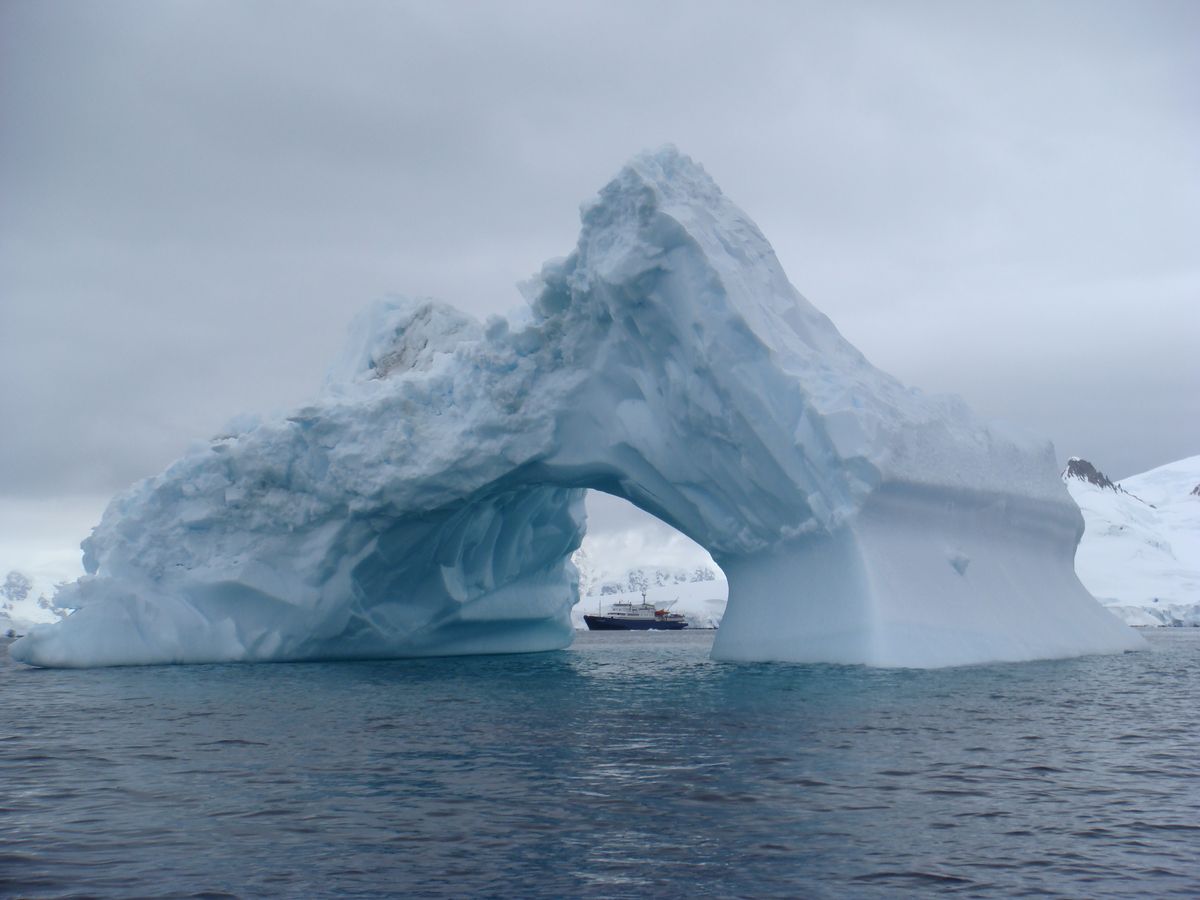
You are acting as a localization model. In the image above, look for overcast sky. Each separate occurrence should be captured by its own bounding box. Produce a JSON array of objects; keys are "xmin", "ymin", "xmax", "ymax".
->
[{"xmin": 2, "ymin": 0, "xmax": 1198, "ymax": 585}]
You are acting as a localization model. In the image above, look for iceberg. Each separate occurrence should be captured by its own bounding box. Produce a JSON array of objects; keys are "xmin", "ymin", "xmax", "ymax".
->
[{"xmin": 12, "ymin": 147, "xmax": 1144, "ymax": 668}]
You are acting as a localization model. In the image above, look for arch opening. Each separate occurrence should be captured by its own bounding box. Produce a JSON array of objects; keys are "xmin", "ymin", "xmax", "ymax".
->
[{"xmin": 571, "ymin": 491, "xmax": 727, "ymax": 631}]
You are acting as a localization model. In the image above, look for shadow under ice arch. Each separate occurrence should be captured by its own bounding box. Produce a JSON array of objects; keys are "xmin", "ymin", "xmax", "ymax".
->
[{"xmin": 12, "ymin": 148, "xmax": 1143, "ymax": 668}]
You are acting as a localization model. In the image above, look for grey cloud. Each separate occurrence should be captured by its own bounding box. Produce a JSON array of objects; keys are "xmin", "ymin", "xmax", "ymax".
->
[{"xmin": 2, "ymin": 0, "xmax": 1197, "ymax": 509}]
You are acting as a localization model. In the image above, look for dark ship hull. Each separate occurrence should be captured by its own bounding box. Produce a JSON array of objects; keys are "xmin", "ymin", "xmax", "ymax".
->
[{"xmin": 583, "ymin": 614, "xmax": 688, "ymax": 631}]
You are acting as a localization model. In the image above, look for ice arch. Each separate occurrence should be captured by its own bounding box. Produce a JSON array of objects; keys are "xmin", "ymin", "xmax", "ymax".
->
[{"xmin": 12, "ymin": 148, "xmax": 1143, "ymax": 668}]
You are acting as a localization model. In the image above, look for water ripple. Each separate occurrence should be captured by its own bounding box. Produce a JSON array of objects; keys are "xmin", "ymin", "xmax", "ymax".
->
[{"xmin": 3, "ymin": 629, "xmax": 1200, "ymax": 897}]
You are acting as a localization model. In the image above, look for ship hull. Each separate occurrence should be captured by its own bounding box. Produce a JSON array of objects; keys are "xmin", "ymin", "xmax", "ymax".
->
[{"xmin": 583, "ymin": 615, "xmax": 689, "ymax": 631}]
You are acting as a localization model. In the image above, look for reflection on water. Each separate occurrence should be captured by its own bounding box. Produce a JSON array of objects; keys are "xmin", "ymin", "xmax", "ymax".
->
[{"xmin": 3, "ymin": 630, "xmax": 1199, "ymax": 897}]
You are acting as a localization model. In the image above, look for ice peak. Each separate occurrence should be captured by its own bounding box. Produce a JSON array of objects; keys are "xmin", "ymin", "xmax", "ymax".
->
[
  {"xmin": 623, "ymin": 145, "xmax": 723, "ymax": 204},
  {"xmin": 327, "ymin": 296, "xmax": 481, "ymax": 384},
  {"xmin": 559, "ymin": 145, "xmax": 860, "ymax": 383},
  {"xmin": 575, "ymin": 145, "xmax": 727, "ymax": 252}
]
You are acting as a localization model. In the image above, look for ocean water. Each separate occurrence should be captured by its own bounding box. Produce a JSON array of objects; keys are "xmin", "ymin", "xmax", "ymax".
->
[{"xmin": 3, "ymin": 629, "xmax": 1198, "ymax": 899}]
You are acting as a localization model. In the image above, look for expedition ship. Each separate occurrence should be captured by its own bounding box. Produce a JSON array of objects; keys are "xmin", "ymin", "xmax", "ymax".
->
[{"xmin": 583, "ymin": 594, "xmax": 689, "ymax": 630}]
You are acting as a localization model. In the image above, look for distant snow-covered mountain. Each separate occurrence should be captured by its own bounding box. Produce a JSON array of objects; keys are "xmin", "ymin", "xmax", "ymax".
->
[
  {"xmin": 1064, "ymin": 455, "xmax": 1200, "ymax": 626},
  {"xmin": 1, "ymin": 571, "xmax": 65, "ymax": 637}
]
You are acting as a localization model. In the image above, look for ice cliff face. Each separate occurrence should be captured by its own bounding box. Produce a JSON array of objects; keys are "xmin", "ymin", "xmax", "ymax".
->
[
  {"xmin": 1066, "ymin": 455, "xmax": 1200, "ymax": 627},
  {"xmin": 12, "ymin": 147, "xmax": 1143, "ymax": 668}
]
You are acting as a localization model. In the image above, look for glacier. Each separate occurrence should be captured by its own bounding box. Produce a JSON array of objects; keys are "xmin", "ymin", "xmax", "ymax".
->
[{"xmin": 11, "ymin": 147, "xmax": 1144, "ymax": 668}]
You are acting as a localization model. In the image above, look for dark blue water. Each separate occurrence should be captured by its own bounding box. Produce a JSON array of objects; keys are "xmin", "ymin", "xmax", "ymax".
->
[{"xmin": 3, "ymin": 630, "xmax": 1198, "ymax": 898}]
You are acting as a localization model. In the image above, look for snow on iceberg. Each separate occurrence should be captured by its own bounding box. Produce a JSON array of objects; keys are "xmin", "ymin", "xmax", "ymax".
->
[{"xmin": 12, "ymin": 147, "xmax": 1144, "ymax": 668}]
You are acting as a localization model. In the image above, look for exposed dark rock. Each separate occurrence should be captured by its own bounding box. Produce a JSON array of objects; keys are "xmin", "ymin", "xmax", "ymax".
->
[
  {"xmin": 1063, "ymin": 457, "xmax": 1156, "ymax": 507},
  {"xmin": 1063, "ymin": 457, "xmax": 1118, "ymax": 491}
]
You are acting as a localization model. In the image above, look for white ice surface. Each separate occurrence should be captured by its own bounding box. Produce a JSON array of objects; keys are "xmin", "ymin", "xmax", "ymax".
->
[{"xmin": 12, "ymin": 147, "xmax": 1143, "ymax": 668}]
